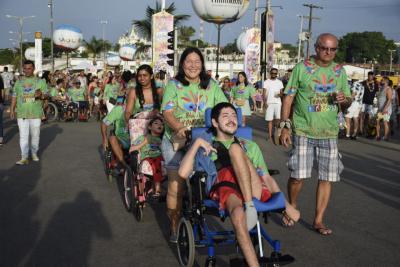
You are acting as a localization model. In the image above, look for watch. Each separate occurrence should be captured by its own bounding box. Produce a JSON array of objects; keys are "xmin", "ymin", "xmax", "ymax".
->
[{"xmin": 279, "ymin": 119, "xmax": 292, "ymax": 130}]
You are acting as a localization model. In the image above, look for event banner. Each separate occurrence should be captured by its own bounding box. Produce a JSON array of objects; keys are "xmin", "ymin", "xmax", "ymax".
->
[
  {"xmin": 244, "ymin": 27, "xmax": 261, "ymax": 84},
  {"xmin": 266, "ymin": 12, "xmax": 274, "ymax": 69},
  {"xmin": 34, "ymin": 32, "xmax": 43, "ymax": 75},
  {"xmin": 152, "ymin": 11, "xmax": 174, "ymax": 76}
]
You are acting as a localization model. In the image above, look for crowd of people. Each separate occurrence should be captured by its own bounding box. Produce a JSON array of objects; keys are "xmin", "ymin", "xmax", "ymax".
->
[{"xmin": 0, "ymin": 32, "xmax": 399, "ymax": 266}]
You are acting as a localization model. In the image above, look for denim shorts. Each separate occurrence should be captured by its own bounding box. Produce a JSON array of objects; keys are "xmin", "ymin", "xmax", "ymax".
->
[{"xmin": 161, "ymin": 135, "xmax": 185, "ymax": 170}]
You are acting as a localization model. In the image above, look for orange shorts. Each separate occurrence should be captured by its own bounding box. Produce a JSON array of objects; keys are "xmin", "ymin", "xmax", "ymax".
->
[{"xmin": 210, "ymin": 166, "xmax": 271, "ymax": 210}]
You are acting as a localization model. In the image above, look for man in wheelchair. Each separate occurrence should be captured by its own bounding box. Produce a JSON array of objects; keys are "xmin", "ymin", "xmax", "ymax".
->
[
  {"xmin": 178, "ymin": 102, "xmax": 299, "ymax": 266},
  {"xmin": 101, "ymin": 96, "xmax": 130, "ymax": 170}
]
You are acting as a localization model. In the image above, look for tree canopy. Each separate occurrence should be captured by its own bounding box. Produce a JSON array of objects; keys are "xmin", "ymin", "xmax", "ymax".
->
[{"xmin": 336, "ymin": 31, "xmax": 397, "ymax": 64}]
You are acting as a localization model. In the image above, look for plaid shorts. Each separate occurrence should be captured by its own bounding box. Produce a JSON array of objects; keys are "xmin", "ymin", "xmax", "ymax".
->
[{"xmin": 288, "ymin": 135, "xmax": 343, "ymax": 182}]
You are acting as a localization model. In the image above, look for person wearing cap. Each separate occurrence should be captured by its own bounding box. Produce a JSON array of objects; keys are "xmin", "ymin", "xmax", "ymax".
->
[{"xmin": 10, "ymin": 60, "xmax": 48, "ymax": 164}]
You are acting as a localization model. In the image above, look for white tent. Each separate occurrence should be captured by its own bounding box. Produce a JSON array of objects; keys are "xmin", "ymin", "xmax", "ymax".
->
[{"xmin": 343, "ymin": 65, "xmax": 372, "ymax": 81}]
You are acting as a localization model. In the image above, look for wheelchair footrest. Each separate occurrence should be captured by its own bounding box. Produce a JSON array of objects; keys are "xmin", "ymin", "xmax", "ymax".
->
[{"xmin": 260, "ymin": 253, "xmax": 295, "ymax": 267}]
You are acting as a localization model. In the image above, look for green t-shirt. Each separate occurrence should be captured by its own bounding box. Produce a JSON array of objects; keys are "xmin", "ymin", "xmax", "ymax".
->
[
  {"xmin": 284, "ymin": 58, "xmax": 351, "ymax": 138},
  {"xmin": 93, "ymin": 87, "xmax": 102, "ymax": 98},
  {"xmin": 231, "ymin": 84, "xmax": 256, "ymax": 100},
  {"xmin": 67, "ymin": 87, "xmax": 86, "ymax": 102},
  {"xmin": 210, "ymin": 137, "xmax": 269, "ymax": 177},
  {"xmin": 102, "ymin": 105, "xmax": 129, "ymax": 141},
  {"xmin": 134, "ymin": 134, "xmax": 162, "ymax": 160},
  {"xmin": 161, "ymin": 79, "xmax": 228, "ymax": 140},
  {"xmin": 13, "ymin": 77, "xmax": 48, "ymax": 119},
  {"xmin": 104, "ymin": 83, "xmax": 119, "ymax": 101},
  {"xmin": 49, "ymin": 87, "xmax": 58, "ymax": 97}
]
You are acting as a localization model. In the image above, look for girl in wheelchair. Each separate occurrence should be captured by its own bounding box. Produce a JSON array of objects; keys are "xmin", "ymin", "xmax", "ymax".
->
[{"xmin": 129, "ymin": 117, "xmax": 164, "ymax": 197}]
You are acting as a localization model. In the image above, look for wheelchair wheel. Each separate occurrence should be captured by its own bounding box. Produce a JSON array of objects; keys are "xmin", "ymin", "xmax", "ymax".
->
[
  {"xmin": 134, "ymin": 203, "xmax": 143, "ymax": 222},
  {"xmin": 46, "ymin": 102, "xmax": 58, "ymax": 122},
  {"xmin": 123, "ymin": 166, "xmax": 134, "ymax": 212},
  {"xmin": 177, "ymin": 218, "xmax": 195, "ymax": 267}
]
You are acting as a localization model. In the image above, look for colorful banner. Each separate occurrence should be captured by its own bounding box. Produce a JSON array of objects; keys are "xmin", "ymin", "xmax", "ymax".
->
[
  {"xmin": 152, "ymin": 11, "xmax": 174, "ymax": 76},
  {"xmin": 244, "ymin": 27, "xmax": 261, "ymax": 84},
  {"xmin": 266, "ymin": 12, "xmax": 274, "ymax": 69}
]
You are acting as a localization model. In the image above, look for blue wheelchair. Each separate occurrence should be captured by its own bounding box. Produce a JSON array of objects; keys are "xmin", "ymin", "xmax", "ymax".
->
[{"xmin": 176, "ymin": 108, "xmax": 295, "ymax": 267}]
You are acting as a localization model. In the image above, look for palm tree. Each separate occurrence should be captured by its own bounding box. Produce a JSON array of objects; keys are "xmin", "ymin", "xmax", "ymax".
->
[
  {"xmin": 132, "ymin": 1, "xmax": 190, "ymax": 56},
  {"xmin": 83, "ymin": 36, "xmax": 111, "ymax": 59}
]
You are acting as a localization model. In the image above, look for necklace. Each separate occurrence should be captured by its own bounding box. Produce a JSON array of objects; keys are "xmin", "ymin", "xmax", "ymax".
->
[{"xmin": 366, "ymin": 81, "xmax": 374, "ymax": 93}]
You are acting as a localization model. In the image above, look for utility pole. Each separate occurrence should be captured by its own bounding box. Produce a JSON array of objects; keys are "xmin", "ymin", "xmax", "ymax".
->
[
  {"xmin": 48, "ymin": 0, "xmax": 54, "ymax": 72},
  {"xmin": 6, "ymin": 14, "xmax": 35, "ymax": 72},
  {"xmin": 297, "ymin": 14, "xmax": 320, "ymax": 62},
  {"xmin": 389, "ymin": 49, "xmax": 396, "ymax": 74},
  {"xmin": 303, "ymin": 3, "xmax": 323, "ymax": 59}
]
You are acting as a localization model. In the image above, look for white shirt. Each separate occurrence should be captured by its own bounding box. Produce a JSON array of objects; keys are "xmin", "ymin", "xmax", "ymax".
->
[
  {"xmin": 263, "ymin": 79, "xmax": 283, "ymax": 104},
  {"xmin": 1, "ymin": 72, "xmax": 14, "ymax": 88}
]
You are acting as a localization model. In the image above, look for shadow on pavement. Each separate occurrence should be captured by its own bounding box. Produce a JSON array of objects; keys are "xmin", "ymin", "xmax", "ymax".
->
[
  {"xmin": 341, "ymin": 150, "xmax": 400, "ymax": 210},
  {"xmin": 26, "ymin": 191, "xmax": 112, "ymax": 267},
  {"xmin": 0, "ymin": 124, "xmax": 62, "ymax": 267}
]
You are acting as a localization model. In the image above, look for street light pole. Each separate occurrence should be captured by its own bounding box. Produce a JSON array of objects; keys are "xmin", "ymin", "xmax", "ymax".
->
[
  {"xmin": 297, "ymin": 15, "xmax": 304, "ymax": 63},
  {"xmin": 100, "ymin": 20, "xmax": 108, "ymax": 69},
  {"xmin": 389, "ymin": 49, "xmax": 396, "ymax": 74},
  {"xmin": 6, "ymin": 14, "xmax": 35, "ymax": 72},
  {"xmin": 48, "ymin": 0, "xmax": 54, "ymax": 72}
]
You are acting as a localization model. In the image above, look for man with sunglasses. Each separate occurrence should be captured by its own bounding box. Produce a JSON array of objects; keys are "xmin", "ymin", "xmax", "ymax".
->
[
  {"xmin": 279, "ymin": 33, "xmax": 351, "ymax": 236},
  {"xmin": 263, "ymin": 68, "xmax": 284, "ymax": 141}
]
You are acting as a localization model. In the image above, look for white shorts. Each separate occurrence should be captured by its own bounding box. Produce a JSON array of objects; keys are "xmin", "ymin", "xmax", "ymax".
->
[
  {"xmin": 265, "ymin": 103, "xmax": 281, "ymax": 121},
  {"xmin": 345, "ymin": 102, "xmax": 361, "ymax": 118}
]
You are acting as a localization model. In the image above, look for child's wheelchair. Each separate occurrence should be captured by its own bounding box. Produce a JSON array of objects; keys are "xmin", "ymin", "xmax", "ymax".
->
[
  {"xmin": 176, "ymin": 108, "xmax": 295, "ymax": 267},
  {"xmin": 123, "ymin": 111, "xmax": 165, "ymax": 221}
]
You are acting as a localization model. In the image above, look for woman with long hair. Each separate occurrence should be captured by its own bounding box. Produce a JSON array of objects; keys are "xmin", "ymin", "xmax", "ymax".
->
[
  {"xmin": 124, "ymin": 64, "xmax": 162, "ymax": 122},
  {"xmin": 221, "ymin": 77, "xmax": 232, "ymax": 102},
  {"xmin": 161, "ymin": 47, "xmax": 227, "ymax": 242},
  {"xmin": 231, "ymin": 71, "xmax": 256, "ymax": 126}
]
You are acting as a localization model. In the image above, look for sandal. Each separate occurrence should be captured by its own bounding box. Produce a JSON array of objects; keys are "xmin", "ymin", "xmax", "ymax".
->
[
  {"xmin": 281, "ymin": 211, "xmax": 295, "ymax": 227},
  {"xmin": 313, "ymin": 225, "xmax": 333, "ymax": 236}
]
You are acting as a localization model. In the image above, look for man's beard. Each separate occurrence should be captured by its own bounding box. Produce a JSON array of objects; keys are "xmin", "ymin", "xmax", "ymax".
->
[{"xmin": 219, "ymin": 124, "xmax": 237, "ymax": 136}]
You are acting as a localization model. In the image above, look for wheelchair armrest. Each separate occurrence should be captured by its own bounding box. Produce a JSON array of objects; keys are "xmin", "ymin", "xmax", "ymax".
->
[{"xmin": 253, "ymin": 192, "xmax": 286, "ymax": 213}]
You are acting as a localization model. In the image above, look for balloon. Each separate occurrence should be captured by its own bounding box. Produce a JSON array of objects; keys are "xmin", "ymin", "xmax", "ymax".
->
[
  {"xmin": 237, "ymin": 27, "xmax": 260, "ymax": 54},
  {"xmin": 119, "ymin": 44, "xmax": 136, "ymax": 61},
  {"xmin": 106, "ymin": 52, "xmax": 121, "ymax": 66},
  {"xmin": 53, "ymin": 25, "xmax": 83, "ymax": 51},
  {"xmin": 192, "ymin": 0, "xmax": 250, "ymax": 24},
  {"xmin": 24, "ymin": 47, "xmax": 36, "ymax": 61}
]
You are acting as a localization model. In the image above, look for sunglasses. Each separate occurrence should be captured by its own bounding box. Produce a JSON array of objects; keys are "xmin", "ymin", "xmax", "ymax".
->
[
  {"xmin": 317, "ymin": 46, "xmax": 337, "ymax": 53},
  {"xmin": 270, "ymin": 72, "xmax": 278, "ymax": 75}
]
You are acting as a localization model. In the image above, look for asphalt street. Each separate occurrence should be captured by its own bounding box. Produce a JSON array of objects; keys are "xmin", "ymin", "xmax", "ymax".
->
[{"xmin": 0, "ymin": 112, "xmax": 399, "ymax": 267}]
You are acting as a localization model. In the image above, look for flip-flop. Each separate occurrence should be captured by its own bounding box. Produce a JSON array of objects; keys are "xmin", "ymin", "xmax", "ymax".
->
[
  {"xmin": 313, "ymin": 226, "xmax": 333, "ymax": 236},
  {"xmin": 282, "ymin": 211, "xmax": 295, "ymax": 227}
]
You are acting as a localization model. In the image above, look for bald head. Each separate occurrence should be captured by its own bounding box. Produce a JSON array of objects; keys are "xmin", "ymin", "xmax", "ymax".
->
[{"xmin": 315, "ymin": 33, "xmax": 338, "ymax": 48}]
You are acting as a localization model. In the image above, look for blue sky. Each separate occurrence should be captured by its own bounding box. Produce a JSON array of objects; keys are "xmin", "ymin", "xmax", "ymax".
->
[{"xmin": 0, "ymin": 0, "xmax": 399, "ymax": 49}]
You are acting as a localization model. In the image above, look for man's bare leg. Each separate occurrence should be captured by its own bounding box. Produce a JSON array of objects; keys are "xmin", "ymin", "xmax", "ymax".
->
[
  {"xmin": 313, "ymin": 180, "xmax": 332, "ymax": 234},
  {"xmin": 244, "ymin": 156, "xmax": 300, "ymax": 222},
  {"xmin": 229, "ymin": 143, "xmax": 252, "ymax": 202},
  {"xmin": 287, "ymin": 178, "xmax": 304, "ymax": 209},
  {"xmin": 226, "ymin": 195, "xmax": 260, "ymax": 267},
  {"xmin": 109, "ymin": 136, "xmax": 126, "ymax": 164},
  {"xmin": 267, "ymin": 121, "xmax": 273, "ymax": 139}
]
